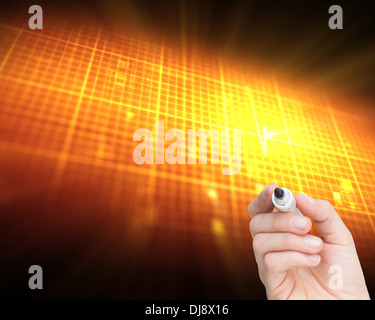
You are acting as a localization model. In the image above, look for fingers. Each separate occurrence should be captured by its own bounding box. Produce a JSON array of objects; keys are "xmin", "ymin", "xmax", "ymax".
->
[
  {"xmin": 250, "ymin": 211, "xmax": 322, "ymax": 277},
  {"xmin": 249, "ymin": 212, "xmax": 311, "ymax": 237},
  {"xmin": 252, "ymin": 233, "xmax": 323, "ymax": 257},
  {"xmin": 295, "ymin": 193, "xmax": 353, "ymax": 245},
  {"xmin": 263, "ymin": 251, "xmax": 321, "ymax": 273},
  {"xmin": 247, "ymin": 183, "xmax": 278, "ymax": 218},
  {"xmin": 250, "ymin": 213, "xmax": 323, "ymax": 272}
]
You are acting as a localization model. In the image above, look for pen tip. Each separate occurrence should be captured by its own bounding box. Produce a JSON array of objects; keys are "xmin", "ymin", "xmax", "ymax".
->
[{"xmin": 274, "ymin": 188, "xmax": 284, "ymax": 198}]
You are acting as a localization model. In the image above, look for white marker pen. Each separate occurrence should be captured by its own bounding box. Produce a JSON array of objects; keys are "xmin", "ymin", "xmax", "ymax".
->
[{"xmin": 272, "ymin": 187, "xmax": 303, "ymax": 216}]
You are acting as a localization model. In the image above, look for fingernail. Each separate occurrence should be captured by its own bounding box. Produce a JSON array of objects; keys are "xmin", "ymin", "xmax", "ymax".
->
[
  {"xmin": 300, "ymin": 193, "xmax": 315, "ymax": 204},
  {"xmin": 304, "ymin": 235, "xmax": 322, "ymax": 248},
  {"xmin": 308, "ymin": 254, "xmax": 321, "ymax": 262},
  {"xmin": 291, "ymin": 216, "xmax": 308, "ymax": 230}
]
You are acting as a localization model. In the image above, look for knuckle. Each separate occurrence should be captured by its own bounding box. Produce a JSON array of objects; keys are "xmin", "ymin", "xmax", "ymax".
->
[
  {"xmin": 263, "ymin": 253, "xmax": 275, "ymax": 271},
  {"xmin": 343, "ymin": 226, "xmax": 355, "ymax": 244},
  {"xmin": 252, "ymin": 233, "xmax": 264, "ymax": 253},
  {"xmin": 346, "ymin": 228, "xmax": 353, "ymax": 239},
  {"xmin": 249, "ymin": 215, "xmax": 259, "ymax": 235}
]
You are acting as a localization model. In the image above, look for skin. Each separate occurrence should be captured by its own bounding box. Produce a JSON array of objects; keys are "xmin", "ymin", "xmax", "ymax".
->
[{"xmin": 248, "ymin": 183, "xmax": 370, "ymax": 300}]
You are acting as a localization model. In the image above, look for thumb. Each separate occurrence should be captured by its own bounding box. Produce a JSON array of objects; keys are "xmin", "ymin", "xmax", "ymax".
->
[{"xmin": 295, "ymin": 193, "xmax": 353, "ymax": 245}]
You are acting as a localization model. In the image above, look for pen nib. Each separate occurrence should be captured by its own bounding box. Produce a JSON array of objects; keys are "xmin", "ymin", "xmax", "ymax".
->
[{"xmin": 274, "ymin": 188, "xmax": 284, "ymax": 199}]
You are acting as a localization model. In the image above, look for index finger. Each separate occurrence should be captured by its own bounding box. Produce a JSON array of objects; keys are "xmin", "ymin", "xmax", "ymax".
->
[{"xmin": 247, "ymin": 182, "xmax": 278, "ymax": 218}]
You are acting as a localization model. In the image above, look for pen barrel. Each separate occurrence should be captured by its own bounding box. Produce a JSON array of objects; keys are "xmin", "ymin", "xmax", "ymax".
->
[{"xmin": 292, "ymin": 207, "xmax": 303, "ymax": 216}]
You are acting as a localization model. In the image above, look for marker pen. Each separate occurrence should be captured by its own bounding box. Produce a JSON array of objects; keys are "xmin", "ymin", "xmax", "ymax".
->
[{"xmin": 272, "ymin": 187, "xmax": 303, "ymax": 216}]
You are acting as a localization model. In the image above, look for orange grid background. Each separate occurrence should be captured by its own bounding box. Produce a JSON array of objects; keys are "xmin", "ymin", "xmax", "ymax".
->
[{"xmin": 1, "ymin": 17, "xmax": 375, "ymax": 298}]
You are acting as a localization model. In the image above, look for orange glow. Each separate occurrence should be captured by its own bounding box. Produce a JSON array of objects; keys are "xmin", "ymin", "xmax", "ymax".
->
[{"xmin": 1, "ymin": 18, "xmax": 375, "ymax": 297}]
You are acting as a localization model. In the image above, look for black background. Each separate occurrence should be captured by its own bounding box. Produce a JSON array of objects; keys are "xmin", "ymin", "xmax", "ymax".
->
[
  {"xmin": 1, "ymin": 0, "xmax": 375, "ymax": 104},
  {"xmin": 1, "ymin": 0, "xmax": 375, "ymax": 300}
]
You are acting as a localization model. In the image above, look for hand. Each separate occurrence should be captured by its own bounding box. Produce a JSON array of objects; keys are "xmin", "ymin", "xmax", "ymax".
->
[{"xmin": 248, "ymin": 183, "xmax": 370, "ymax": 300}]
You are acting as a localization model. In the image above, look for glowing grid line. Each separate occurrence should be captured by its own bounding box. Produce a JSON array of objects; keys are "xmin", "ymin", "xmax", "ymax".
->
[
  {"xmin": 1, "ymin": 71, "xmax": 375, "ymax": 166},
  {"xmin": 1, "ymin": 20, "xmax": 375, "ymax": 259}
]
